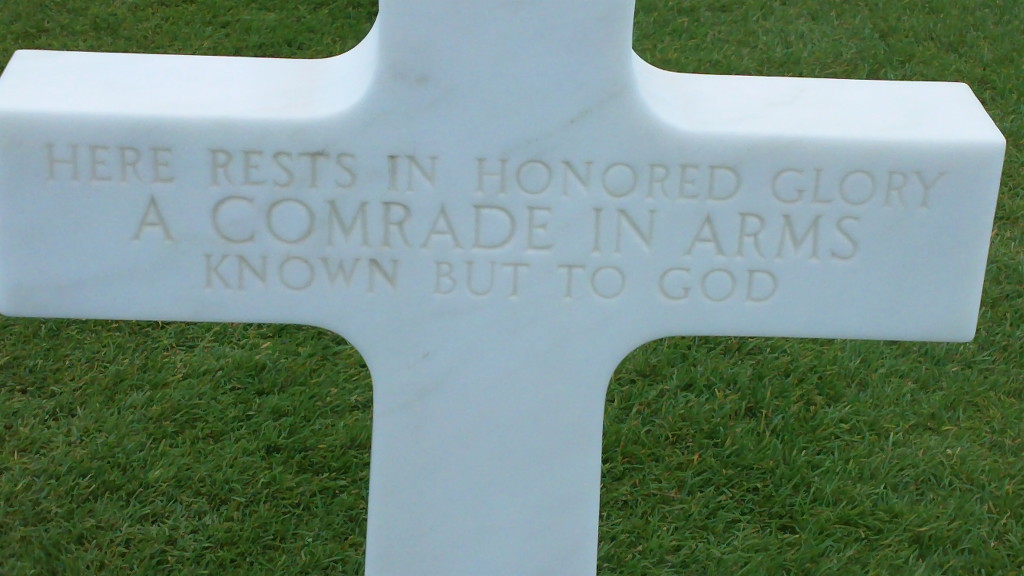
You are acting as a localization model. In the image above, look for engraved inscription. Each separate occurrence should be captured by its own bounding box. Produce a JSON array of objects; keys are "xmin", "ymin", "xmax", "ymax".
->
[
  {"xmin": 133, "ymin": 196, "xmax": 175, "ymax": 242},
  {"xmin": 475, "ymin": 158, "xmax": 742, "ymax": 201},
  {"xmin": 46, "ymin": 143, "xmax": 175, "ymax": 184},
  {"xmin": 771, "ymin": 168, "xmax": 944, "ymax": 208},
  {"xmin": 434, "ymin": 260, "xmax": 529, "ymax": 298},
  {"xmin": 42, "ymin": 144, "xmax": 946, "ymax": 304},
  {"xmin": 209, "ymin": 149, "xmax": 358, "ymax": 190},
  {"xmin": 205, "ymin": 254, "xmax": 399, "ymax": 293}
]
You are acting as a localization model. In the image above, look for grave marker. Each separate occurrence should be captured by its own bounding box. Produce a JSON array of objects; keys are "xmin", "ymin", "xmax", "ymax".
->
[{"xmin": 0, "ymin": 1, "xmax": 1005, "ymax": 575}]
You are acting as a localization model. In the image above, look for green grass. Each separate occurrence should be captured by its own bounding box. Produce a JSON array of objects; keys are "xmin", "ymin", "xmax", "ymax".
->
[{"xmin": 1, "ymin": 1, "xmax": 1023, "ymax": 574}]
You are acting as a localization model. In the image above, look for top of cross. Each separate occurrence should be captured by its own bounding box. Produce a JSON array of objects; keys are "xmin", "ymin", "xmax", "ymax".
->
[{"xmin": 374, "ymin": 0, "xmax": 636, "ymax": 91}]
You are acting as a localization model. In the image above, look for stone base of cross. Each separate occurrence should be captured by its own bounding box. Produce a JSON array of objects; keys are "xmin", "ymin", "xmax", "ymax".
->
[{"xmin": 0, "ymin": 1, "xmax": 1004, "ymax": 574}]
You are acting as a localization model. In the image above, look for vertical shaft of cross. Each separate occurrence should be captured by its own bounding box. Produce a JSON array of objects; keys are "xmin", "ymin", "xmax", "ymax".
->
[
  {"xmin": 374, "ymin": 0, "xmax": 637, "ymax": 99},
  {"xmin": 361, "ymin": 337, "xmax": 617, "ymax": 576}
]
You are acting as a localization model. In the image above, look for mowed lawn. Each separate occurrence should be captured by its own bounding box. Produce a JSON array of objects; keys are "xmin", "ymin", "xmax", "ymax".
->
[{"xmin": 1, "ymin": 1, "xmax": 1022, "ymax": 574}]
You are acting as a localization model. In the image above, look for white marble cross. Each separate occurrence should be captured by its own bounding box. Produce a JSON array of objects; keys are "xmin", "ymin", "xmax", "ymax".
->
[{"xmin": 0, "ymin": 1, "xmax": 1004, "ymax": 574}]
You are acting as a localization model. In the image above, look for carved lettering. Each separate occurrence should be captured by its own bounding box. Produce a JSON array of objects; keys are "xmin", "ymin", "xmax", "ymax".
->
[
  {"xmin": 685, "ymin": 214, "xmax": 725, "ymax": 257},
  {"xmin": 48, "ymin": 147, "xmax": 942, "ymax": 302},
  {"xmin": 327, "ymin": 200, "xmax": 371, "ymax": 248},
  {"xmin": 915, "ymin": 171, "xmax": 946, "ymax": 208},
  {"xmin": 205, "ymin": 254, "xmax": 232, "ymax": 289},
  {"xmin": 737, "ymin": 213, "xmax": 766, "ymax": 259},
  {"xmin": 592, "ymin": 208, "xmax": 656, "ymax": 255},
  {"xmin": 839, "ymin": 171, "xmax": 876, "ymax": 206},
  {"xmin": 832, "ymin": 216, "xmax": 860, "ymax": 261},
  {"xmin": 133, "ymin": 195, "xmax": 175, "ymax": 242},
  {"xmin": 776, "ymin": 214, "xmax": 822, "ymax": 261},
  {"xmin": 205, "ymin": 254, "xmax": 399, "ymax": 293},
  {"xmin": 708, "ymin": 166, "xmax": 741, "ymax": 201},
  {"xmin": 212, "ymin": 196, "xmax": 256, "ymax": 244},
  {"xmin": 433, "ymin": 260, "xmax": 528, "ymax": 298},
  {"xmin": 119, "ymin": 147, "xmax": 142, "ymax": 183},
  {"xmin": 389, "ymin": 155, "xmax": 437, "ymax": 192},
  {"xmin": 266, "ymin": 199, "xmax": 316, "ymax": 245},
  {"xmin": 423, "ymin": 205, "xmax": 463, "ymax": 249},
  {"xmin": 659, "ymin": 267, "xmax": 778, "ymax": 303},
  {"xmin": 473, "ymin": 205, "xmax": 516, "ymax": 250},
  {"xmin": 382, "ymin": 202, "xmax": 412, "ymax": 248},
  {"xmin": 152, "ymin": 148, "xmax": 174, "ymax": 183},
  {"xmin": 476, "ymin": 158, "xmax": 509, "ymax": 196},
  {"xmin": 771, "ymin": 167, "xmax": 942, "ymax": 209},
  {"xmin": 204, "ymin": 253, "xmax": 268, "ymax": 291},
  {"xmin": 601, "ymin": 163, "xmax": 638, "ymax": 198},
  {"xmin": 280, "ymin": 256, "xmax": 316, "ymax": 291},
  {"xmin": 562, "ymin": 160, "xmax": 593, "ymax": 196},
  {"xmin": 46, "ymin": 143, "xmax": 78, "ymax": 181},
  {"xmin": 526, "ymin": 207, "xmax": 554, "ymax": 252},
  {"xmin": 210, "ymin": 148, "xmax": 357, "ymax": 189},
  {"xmin": 516, "ymin": 160, "xmax": 553, "ymax": 195},
  {"xmin": 46, "ymin": 143, "xmax": 174, "ymax": 184},
  {"xmin": 89, "ymin": 145, "xmax": 113, "ymax": 182},
  {"xmin": 558, "ymin": 264, "xmax": 626, "ymax": 300},
  {"xmin": 474, "ymin": 157, "xmax": 743, "ymax": 201}
]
